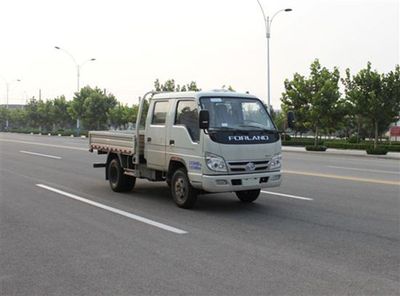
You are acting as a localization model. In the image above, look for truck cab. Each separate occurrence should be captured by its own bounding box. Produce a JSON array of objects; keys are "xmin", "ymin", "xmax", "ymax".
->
[{"xmin": 89, "ymin": 90, "xmax": 282, "ymax": 208}]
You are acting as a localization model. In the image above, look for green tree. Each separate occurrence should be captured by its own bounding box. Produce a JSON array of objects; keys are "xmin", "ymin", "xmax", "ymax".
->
[
  {"xmin": 68, "ymin": 86, "xmax": 91, "ymax": 132},
  {"xmin": 52, "ymin": 95, "xmax": 73, "ymax": 130},
  {"xmin": 0, "ymin": 107, "xmax": 9, "ymax": 130},
  {"xmin": 342, "ymin": 68, "xmax": 367, "ymax": 142},
  {"xmin": 270, "ymin": 108, "xmax": 285, "ymax": 130},
  {"xmin": 126, "ymin": 104, "xmax": 139, "ymax": 124},
  {"xmin": 68, "ymin": 86, "xmax": 118, "ymax": 131},
  {"xmin": 37, "ymin": 100, "xmax": 54, "ymax": 132},
  {"xmin": 343, "ymin": 63, "xmax": 400, "ymax": 147},
  {"xmin": 8, "ymin": 108, "xmax": 27, "ymax": 129},
  {"xmin": 25, "ymin": 98, "xmax": 45, "ymax": 130},
  {"xmin": 81, "ymin": 87, "xmax": 118, "ymax": 130},
  {"xmin": 108, "ymin": 103, "xmax": 133, "ymax": 129},
  {"xmin": 23, "ymin": 99, "xmax": 53, "ymax": 132},
  {"xmin": 281, "ymin": 59, "xmax": 341, "ymax": 145},
  {"xmin": 154, "ymin": 79, "xmax": 200, "ymax": 92},
  {"xmin": 281, "ymin": 73, "xmax": 310, "ymax": 136},
  {"xmin": 144, "ymin": 78, "xmax": 201, "ymax": 128},
  {"xmin": 221, "ymin": 85, "xmax": 235, "ymax": 91}
]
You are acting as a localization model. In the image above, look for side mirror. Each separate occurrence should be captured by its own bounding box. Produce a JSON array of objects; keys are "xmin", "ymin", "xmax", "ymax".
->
[
  {"xmin": 287, "ymin": 111, "xmax": 295, "ymax": 129},
  {"xmin": 199, "ymin": 110, "xmax": 210, "ymax": 129}
]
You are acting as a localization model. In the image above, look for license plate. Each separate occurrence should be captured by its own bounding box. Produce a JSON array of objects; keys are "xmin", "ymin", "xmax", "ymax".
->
[{"xmin": 242, "ymin": 178, "xmax": 259, "ymax": 186}]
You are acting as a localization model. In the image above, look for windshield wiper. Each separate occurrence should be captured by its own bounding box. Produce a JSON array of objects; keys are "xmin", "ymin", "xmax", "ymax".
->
[
  {"xmin": 238, "ymin": 125, "xmax": 276, "ymax": 133},
  {"xmin": 209, "ymin": 126, "xmax": 236, "ymax": 131}
]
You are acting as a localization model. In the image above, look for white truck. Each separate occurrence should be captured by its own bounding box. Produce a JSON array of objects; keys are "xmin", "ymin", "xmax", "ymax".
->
[{"xmin": 89, "ymin": 90, "xmax": 291, "ymax": 208}]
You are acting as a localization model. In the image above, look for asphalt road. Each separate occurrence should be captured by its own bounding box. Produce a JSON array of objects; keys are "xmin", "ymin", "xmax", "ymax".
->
[{"xmin": 1, "ymin": 133, "xmax": 399, "ymax": 296}]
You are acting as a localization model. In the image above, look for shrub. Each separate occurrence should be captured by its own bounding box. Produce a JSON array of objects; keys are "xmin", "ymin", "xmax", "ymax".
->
[
  {"xmin": 7, "ymin": 128, "xmax": 41, "ymax": 134},
  {"xmin": 366, "ymin": 147, "xmax": 388, "ymax": 155},
  {"xmin": 282, "ymin": 138, "xmax": 324, "ymax": 146},
  {"xmin": 347, "ymin": 136, "xmax": 359, "ymax": 143},
  {"xmin": 305, "ymin": 145, "xmax": 327, "ymax": 151},
  {"xmin": 385, "ymin": 145, "xmax": 400, "ymax": 152},
  {"xmin": 280, "ymin": 134, "xmax": 291, "ymax": 141},
  {"xmin": 325, "ymin": 142, "xmax": 367, "ymax": 150}
]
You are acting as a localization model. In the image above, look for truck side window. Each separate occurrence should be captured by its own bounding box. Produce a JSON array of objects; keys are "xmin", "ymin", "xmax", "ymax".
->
[
  {"xmin": 175, "ymin": 100, "xmax": 199, "ymax": 142},
  {"xmin": 151, "ymin": 101, "xmax": 169, "ymax": 125}
]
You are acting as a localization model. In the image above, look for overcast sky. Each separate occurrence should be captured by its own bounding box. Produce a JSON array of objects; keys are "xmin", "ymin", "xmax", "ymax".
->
[{"xmin": 0, "ymin": 0, "xmax": 398, "ymax": 108}]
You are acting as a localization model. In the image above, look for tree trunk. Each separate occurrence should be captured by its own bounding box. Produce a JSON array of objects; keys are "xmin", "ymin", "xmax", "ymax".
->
[
  {"xmin": 374, "ymin": 120, "xmax": 378, "ymax": 149},
  {"xmin": 357, "ymin": 117, "xmax": 360, "ymax": 143},
  {"xmin": 282, "ymin": 120, "xmax": 286, "ymax": 141},
  {"xmin": 314, "ymin": 126, "xmax": 319, "ymax": 147}
]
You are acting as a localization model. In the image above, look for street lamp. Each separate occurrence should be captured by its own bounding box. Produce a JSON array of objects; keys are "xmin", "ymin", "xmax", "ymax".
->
[
  {"xmin": 54, "ymin": 46, "xmax": 96, "ymax": 92},
  {"xmin": 256, "ymin": 1, "xmax": 292, "ymax": 111},
  {"xmin": 54, "ymin": 46, "xmax": 96, "ymax": 135},
  {"xmin": 1, "ymin": 76, "xmax": 21, "ymax": 130}
]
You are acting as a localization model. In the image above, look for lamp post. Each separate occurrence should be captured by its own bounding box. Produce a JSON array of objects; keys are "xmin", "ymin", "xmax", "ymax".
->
[
  {"xmin": 1, "ymin": 76, "xmax": 21, "ymax": 130},
  {"xmin": 256, "ymin": 1, "xmax": 292, "ymax": 111},
  {"xmin": 54, "ymin": 46, "xmax": 96, "ymax": 135}
]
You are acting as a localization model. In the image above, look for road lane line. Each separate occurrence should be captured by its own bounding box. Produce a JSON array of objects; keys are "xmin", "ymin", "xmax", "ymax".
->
[
  {"xmin": 20, "ymin": 150, "xmax": 62, "ymax": 159},
  {"xmin": 283, "ymin": 170, "xmax": 400, "ymax": 186},
  {"xmin": 0, "ymin": 139, "xmax": 87, "ymax": 151},
  {"xmin": 327, "ymin": 165, "xmax": 399, "ymax": 175},
  {"xmin": 261, "ymin": 190, "xmax": 313, "ymax": 201},
  {"xmin": 36, "ymin": 184, "xmax": 187, "ymax": 235}
]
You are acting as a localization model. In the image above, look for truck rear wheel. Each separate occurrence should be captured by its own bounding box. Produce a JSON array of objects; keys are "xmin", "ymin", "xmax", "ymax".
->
[
  {"xmin": 171, "ymin": 168, "xmax": 197, "ymax": 209},
  {"xmin": 235, "ymin": 189, "xmax": 260, "ymax": 203},
  {"xmin": 108, "ymin": 158, "xmax": 136, "ymax": 192}
]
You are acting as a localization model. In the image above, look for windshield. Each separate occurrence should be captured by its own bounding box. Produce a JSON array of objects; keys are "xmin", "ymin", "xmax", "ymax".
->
[{"xmin": 200, "ymin": 97, "xmax": 276, "ymax": 131}]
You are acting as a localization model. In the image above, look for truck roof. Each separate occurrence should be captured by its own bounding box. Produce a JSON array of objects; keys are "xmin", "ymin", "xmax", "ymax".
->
[{"xmin": 152, "ymin": 90, "xmax": 259, "ymax": 100}]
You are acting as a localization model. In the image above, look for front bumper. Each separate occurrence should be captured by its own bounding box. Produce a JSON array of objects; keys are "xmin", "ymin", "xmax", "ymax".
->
[{"xmin": 198, "ymin": 171, "xmax": 281, "ymax": 193}]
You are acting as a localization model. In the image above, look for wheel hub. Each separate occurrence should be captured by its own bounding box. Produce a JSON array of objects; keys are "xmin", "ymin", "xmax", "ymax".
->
[{"xmin": 175, "ymin": 177, "xmax": 186, "ymax": 201}]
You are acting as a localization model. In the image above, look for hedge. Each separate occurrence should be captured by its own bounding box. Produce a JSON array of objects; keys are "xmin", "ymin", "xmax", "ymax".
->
[
  {"xmin": 282, "ymin": 139, "xmax": 324, "ymax": 146},
  {"xmin": 366, "ymin": 147, "xmax": 388, "ymax": 155},
  {"xmin": 4, "ymin": 128, "xmax": 89, "ymax": 137},
  {"xmin": 305, "ymin": 145, "xmax": 327, "ymax": 151}
]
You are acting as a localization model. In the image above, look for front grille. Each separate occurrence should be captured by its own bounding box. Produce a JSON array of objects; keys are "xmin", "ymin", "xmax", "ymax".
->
[{"xmin": 227, "ymin": 160, "xmax": 269, "ymax": 173}]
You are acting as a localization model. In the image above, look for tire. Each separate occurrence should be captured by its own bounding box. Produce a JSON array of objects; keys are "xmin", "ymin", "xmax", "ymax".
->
[
  {"xmin": 108, "ymin": 158, "xmax": 136, "ymax": 192},
  {"xmin": 123, "ymin": 175, "xmax": 136, "ymax": 192},
  {"xmin": 170, "ymin": 168, "xmax": 197, "ymax": 209},
  {"xmin": 235, "ymin": 189, "xmax": 260, "ymax": 203}
]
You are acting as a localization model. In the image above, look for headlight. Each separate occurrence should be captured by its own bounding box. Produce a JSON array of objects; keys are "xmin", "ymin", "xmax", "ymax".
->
[
  {"xmin": 205, "ymin": 153, "xmax": 227, "ymax": 172},
  {"xmin": 268, "ymin": 154, "xmax": 281, "ymax": 170}
]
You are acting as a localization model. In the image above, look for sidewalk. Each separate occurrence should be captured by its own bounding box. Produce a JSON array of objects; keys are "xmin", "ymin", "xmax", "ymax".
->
[{"xmin": 282, "ymin": 146, "xmax": 400, "ymax": 160}]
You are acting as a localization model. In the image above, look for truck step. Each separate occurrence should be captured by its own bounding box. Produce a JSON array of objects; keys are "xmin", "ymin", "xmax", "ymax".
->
[{"xmin": 123, "ymin": 170, "xmax": 136, "ymax": 177}]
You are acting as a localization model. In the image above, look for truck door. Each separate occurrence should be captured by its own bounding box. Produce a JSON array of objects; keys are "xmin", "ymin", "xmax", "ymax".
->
[
  {"xmin": 145, "ymin": 100, "xmax": 169, "ymax": 170},
  {"xmin": 166, "ymin": 99, "xmax": 202, "ymax": 180}
]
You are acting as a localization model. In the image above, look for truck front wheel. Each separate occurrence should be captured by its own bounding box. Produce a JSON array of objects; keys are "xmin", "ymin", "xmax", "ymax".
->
[
  {"xmin": 171, "ymin": 168, "xmax": 197, "ymax": 209},
  {"xmin": 235, "ymin": 189, "xmax": 260, "ymax": 203},
  {"xmin": 108, "ymin": 158, "xmax": 136, "ymax": 192}
]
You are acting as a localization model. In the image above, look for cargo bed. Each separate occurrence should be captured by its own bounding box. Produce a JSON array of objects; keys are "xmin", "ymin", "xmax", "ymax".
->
[{"xmin": 89, "ymin": 130, "xmax": 145, "ymax": 155}]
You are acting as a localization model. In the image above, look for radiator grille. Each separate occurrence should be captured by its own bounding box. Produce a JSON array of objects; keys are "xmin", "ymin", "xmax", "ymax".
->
[{"xmin": 227, "ymin": 160, "xmax": 269, "ymax": 173}]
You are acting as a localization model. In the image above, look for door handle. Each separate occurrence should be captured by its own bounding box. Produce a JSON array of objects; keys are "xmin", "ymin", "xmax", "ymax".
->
[
  {"xmin": 169, "ymin": 139, "xmax": 175, "ymax": 145},
  {"xmin": 147, "ymin": 137, "xmax": 152, "ymax": 142}
]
